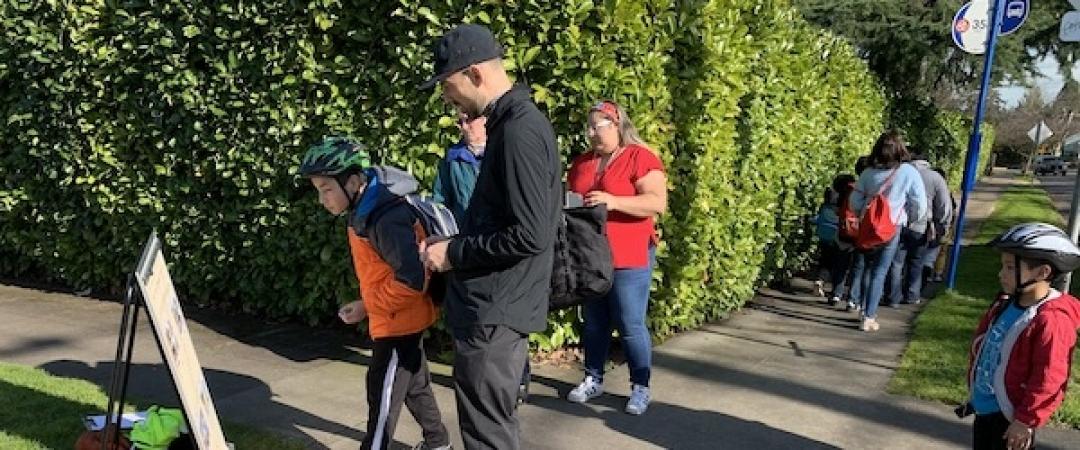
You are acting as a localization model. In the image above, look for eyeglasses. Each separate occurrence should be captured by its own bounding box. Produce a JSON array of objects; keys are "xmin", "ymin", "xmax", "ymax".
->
[
  {"xmin": 458, "ymin": 115, "xmax": 484, "ymax": 127},
  {"xmin": 585, "ymin": 119, "xmax": 614, "ymax": 135}
]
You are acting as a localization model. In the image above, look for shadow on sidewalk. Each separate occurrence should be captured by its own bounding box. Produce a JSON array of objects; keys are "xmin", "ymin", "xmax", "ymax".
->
[
  {"xmin": 38, "ymin": 359, "xmax": 373, "ymax": 449},
  {"xmin": 525, "ymin": 375, "xmax": 838, "ymax": 449},
  {"xmin": 184, "ymin": 307, "xmax": 369, "ymax": 364},
  {"xmin": 649, "ymin": 351, "xmax": 972, "ymax": 447},
  {"xmin": 0, "ymin": 336, "xmax": 69, "ymax": 359},
  {"xmin": 699, "ymin": 328, "xmax": 897, "ymax": 371},
  {"xmin": 748, "ymin": 296, "xmax": 861, "ymax": 330}
]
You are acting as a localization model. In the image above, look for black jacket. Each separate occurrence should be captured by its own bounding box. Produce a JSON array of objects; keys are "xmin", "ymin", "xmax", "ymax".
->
[
  {"xmin": 349, "ymin": 166, "xmax": 426, "ymax": 292},
  {"xmin": 446, "ymin": 85, "xmax": 562, "ymax": 334}
]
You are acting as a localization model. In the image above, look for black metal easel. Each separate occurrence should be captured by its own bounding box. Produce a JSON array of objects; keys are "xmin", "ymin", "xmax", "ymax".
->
[{"xmin": 101, "ymin": 233, "xmax": 198, "ymax": 450}]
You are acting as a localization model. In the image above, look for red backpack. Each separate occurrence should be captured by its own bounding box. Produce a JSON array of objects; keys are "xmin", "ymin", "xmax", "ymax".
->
[
  {"xmin": 854, "ymin": 168, "xmax": 900, "ymax": 250},
  {"xmin": 837, "ymin": 184, "xmax": 860, "ymax": 244}
]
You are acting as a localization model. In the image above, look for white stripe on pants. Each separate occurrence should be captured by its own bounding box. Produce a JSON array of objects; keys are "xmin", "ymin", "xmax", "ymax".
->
[{"xmin": 371, "ymin": 348, "xmax": 399, "ymax": 450}]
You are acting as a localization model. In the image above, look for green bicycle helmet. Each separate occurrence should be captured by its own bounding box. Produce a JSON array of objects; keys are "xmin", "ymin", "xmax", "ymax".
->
[{"xmin": 299, "ymin": 136, "xmax": 372, "ymax": 178}]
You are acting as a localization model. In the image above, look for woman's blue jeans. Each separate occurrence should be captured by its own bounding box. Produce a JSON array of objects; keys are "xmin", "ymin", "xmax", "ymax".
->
[
  {"xmin": 583, "ymin": 247, "xmax": 656, "ymax": 387},
  {"xmin": 856, "ymin": 233, "xmax": 901, "ymax": 319}
]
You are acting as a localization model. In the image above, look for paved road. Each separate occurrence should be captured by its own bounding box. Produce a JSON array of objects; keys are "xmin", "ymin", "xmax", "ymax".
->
[{"xmin": 1036, "ymin": 171, "xmax": 1076, "ymax": 220}]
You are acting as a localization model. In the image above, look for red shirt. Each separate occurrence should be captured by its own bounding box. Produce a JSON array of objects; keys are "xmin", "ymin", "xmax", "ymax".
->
[{"xmin": 568, "ymin": 144, "xmax": 664, "ymax": 268}]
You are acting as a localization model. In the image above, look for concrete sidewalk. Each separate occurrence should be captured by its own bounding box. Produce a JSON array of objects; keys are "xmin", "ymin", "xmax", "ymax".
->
[
  {"xmin": 2, "ymin": 169, "xmax": 1078, "ymax": 449},
  {"xmin": 955, "ymin": 168, "xmax": 1029, "ymax": 244}
]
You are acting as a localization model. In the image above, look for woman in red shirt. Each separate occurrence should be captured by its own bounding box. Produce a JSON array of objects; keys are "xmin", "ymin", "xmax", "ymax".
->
[{"xmin": 565, "ymin": 100, "xmax": 667, "ymax": 415}]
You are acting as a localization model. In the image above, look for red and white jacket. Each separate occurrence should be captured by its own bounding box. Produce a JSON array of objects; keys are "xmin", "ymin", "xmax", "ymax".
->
[{"xmin": 967, "ymin": 290, "xmax": 1080, "ymax": 427}]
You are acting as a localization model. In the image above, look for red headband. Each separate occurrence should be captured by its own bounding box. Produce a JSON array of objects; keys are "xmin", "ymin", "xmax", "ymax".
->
[{"xmin": 591, "ymin": 101, "xmax": 620, "ymax": 125}]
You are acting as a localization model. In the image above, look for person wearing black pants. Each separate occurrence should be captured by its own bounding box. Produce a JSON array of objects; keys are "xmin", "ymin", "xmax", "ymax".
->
[
  {"xmin": 363, "ymin": 333, "xmax": 450, "ymax": 450},
  {"xmin": 419, "ymin": 24, "xmax": 562, "ymax": 450},
  {"xmin": 452, "ymin": 326, "xmax": 529, "ymax": 447},
  {"xmin": 300, "ymin": 138, "xmax": 452, "ymax": 450},
  {"xmin": 974, "ymin": 412, "xmax": 1018, "ymax": 450},
  {"xmin": 430, "ymin": 112, "xmax": 533, "ymax": 407}
]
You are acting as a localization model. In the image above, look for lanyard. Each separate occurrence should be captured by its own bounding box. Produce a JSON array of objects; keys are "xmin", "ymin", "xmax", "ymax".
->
[{"xmin": 590, "ymin": 146, "xmax": 625, "ymax": 191}]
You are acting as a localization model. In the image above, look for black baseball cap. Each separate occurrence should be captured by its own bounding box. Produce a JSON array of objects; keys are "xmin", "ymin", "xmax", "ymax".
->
[{"xmin": 418, "ymin": 24, "xmax": 504, "ymax": 90}]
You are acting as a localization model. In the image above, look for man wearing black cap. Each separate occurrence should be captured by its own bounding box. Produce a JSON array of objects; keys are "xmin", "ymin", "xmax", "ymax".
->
[{"xmin": 418, "ymin": 24, "xmax": 561, "ymax": 450}]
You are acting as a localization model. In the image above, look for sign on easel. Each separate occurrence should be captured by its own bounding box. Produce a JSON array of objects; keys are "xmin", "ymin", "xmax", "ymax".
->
[{"xmin": 134, "ymin": 233, "xmax": 229, "ymax": 450}]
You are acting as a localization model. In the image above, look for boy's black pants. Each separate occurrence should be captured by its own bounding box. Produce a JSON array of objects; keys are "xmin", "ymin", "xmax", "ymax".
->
[
  {"xmin": 974, "ymin": 412, "xmax": 1035, "ymax": 450},
  {"xmin": 362, "ymin": 332, "xmax": 449, "ymax": 450}
]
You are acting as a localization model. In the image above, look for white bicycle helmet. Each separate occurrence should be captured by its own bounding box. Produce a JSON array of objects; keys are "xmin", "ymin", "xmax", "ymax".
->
[{"xmin": 988, "ymin": 222, "xmax": 1080, "ymax": 275}]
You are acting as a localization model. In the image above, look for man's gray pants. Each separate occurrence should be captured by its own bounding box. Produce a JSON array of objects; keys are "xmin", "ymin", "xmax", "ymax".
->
[{"xmin": 453, "ymin": 325, "xmax": 528, "ymax": 450}]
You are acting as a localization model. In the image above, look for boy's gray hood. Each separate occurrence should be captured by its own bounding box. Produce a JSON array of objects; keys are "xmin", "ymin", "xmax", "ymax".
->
[{"xmin": 370, "ymin": 166, "xmax": 419, "ymax": 198}]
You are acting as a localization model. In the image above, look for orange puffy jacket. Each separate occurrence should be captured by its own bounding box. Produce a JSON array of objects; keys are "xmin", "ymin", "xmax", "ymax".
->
[{"xmin": 346, "ymin": 166, "xmax": 437, "ymax": 339}]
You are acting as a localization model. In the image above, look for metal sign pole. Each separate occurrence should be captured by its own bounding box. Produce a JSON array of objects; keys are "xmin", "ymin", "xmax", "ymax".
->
[
  {"xmin": 946, "ymin": 0, "xmax": 1007, "ymax": 289},
  {"xmin": 1060, "ymin": 112, "xmax": 1080, "ymax": 293},
  {"xmin": 1061, "ymin": 169, "xmax": 1080, "ymax": 292}
]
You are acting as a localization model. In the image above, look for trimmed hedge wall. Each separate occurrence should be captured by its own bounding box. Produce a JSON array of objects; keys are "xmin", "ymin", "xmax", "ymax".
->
[
  {"xmin": 1, "ymin": 0, "xmax": 975, "ymax": 349},
  {"xmin": 889, "ymin": 97, "xmax": 995, "ymax": 192}
]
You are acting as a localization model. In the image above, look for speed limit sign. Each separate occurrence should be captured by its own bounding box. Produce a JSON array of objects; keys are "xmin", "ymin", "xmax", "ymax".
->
[{"xmin": 953, "ymin": 0, "xmax": 991, "ymax": 54}]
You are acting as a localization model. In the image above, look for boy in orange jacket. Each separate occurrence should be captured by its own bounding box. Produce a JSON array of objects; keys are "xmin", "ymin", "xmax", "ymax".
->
[{"xmin": 300, "ymin": 136, "xmax": 450, "ymax": 450}]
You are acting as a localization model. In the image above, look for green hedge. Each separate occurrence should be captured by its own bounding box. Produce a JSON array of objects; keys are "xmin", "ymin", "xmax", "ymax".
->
[
  {"xmin": 654, "ymin": 0, "xmax": 886, "ymax": 337},
  {"xmin": 3, "ymin": 0, "xmax": 905, "ymax": 350},
  {"xmin": 888, "ymin": 97, "xmax": 995, "ymax": 192}
]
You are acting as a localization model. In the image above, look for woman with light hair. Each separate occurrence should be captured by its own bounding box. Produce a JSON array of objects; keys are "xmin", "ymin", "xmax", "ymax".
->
[{"xmin": 565, "ymin": 100, "xmax": 667, "ymax": 415}]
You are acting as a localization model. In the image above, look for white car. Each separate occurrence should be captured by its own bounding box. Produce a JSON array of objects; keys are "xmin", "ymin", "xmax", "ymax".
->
[{"xmin": 1034, "ymin": 156, "xmax": 1067, "ymax": 176}]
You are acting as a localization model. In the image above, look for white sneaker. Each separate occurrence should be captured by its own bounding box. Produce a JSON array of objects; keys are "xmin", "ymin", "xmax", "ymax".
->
[
  {"xmin": 567, "ymin": 376, "xmax": 604, "ymax": 403},
  {"xmin": 860, "ymin": 317, "xmax": 880, "ymax": 332},
  {"xmin": 846, "ymin": 300, "xmax": 860, "ymax": 312},
  {"xmin": 625, "ymin": 384, "xmax": 651, "ymax": 415}
]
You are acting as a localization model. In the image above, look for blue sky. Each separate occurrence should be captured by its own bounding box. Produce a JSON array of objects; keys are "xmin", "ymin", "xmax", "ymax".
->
[{"xmin": 995, "ymin": 57, "xmax": 1078, "ymax": 108}]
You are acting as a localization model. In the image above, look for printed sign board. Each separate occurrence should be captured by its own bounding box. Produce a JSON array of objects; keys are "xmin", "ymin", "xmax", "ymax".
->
[
  {"xmin": 953, "ymin": 1, "xmax": 991, "ymax": 54},
  {"xmin": 134, "ymin": 233, "xmax": 228, "ymax": 450}
]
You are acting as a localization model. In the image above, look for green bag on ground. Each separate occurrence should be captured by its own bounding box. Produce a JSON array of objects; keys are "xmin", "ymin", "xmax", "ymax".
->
[{"xmin": 130, "ymin": 406, "xmax": 185, "ymax": 450}]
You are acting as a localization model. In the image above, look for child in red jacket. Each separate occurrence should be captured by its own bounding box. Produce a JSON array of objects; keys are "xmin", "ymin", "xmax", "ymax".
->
[{"xmin": 964, "ymin": 222, "xmax": 1080, "ymax": 450}]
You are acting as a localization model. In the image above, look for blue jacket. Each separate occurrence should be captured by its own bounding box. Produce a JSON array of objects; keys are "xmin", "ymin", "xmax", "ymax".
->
[
  {"xmin": 432, "ymin": 142, "xmax": 481, "ymax": 221},
  {"xmin": 850, "ymin": 164, "xmax": 928, "ymax": 228}
]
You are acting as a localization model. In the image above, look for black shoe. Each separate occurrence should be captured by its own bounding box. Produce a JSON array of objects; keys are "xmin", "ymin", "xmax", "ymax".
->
[{"xmin": 412, "ymin": 443, "xmax": 452, "ymax": 450}]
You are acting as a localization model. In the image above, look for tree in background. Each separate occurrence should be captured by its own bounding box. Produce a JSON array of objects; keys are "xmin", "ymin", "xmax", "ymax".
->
[
  {"xmin": 1048, "ymin": 79, "xmax": 1079, "ymax": 157},
  {"xmin": 986, "ymin": 80, "xmax": 1079, "ymax": 169},
  {"xmin": 794, "ymin": 0, "xmax": 1078, "ymax": 100},
  {"xmin": 796, "ymin": 0, "xmax": 1078, "ymax": 175},
  {"xmin": 987, "ymin": 86, "xmax": 1045, "ymax": 168}
]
